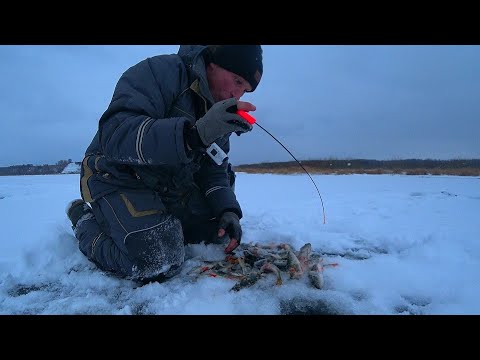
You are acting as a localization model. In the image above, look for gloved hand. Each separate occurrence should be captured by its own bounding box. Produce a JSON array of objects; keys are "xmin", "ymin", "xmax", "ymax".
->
[
  {"xmin": 195, "ymin": 98, "xmax": 253, "ymax": 146},
  {"xmin": 218, "ymin": 211, "xmax": 242, "ymax": 253}
]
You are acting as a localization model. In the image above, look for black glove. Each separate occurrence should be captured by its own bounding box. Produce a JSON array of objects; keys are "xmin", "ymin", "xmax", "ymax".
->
[
  {"xmin": 218, "ymin": 211, "xmax": 242, "ymax": 245},
  {"xmin": 195, "ymin": 98, "xmax": 253, "ymax": 146}
]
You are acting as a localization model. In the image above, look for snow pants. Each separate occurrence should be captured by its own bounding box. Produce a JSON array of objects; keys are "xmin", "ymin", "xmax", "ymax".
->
[{"xmin": 73, "ymin": 168, "xmax": 236, "ymax": 283}]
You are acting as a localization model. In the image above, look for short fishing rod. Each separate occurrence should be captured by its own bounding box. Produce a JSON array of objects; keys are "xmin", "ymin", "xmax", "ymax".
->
[{"xmin": 237, "ymin": 110, "xmax": 327, "ymax": 224}]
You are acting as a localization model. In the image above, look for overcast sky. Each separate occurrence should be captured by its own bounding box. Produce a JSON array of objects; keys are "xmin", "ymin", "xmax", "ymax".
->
[{"xmin": 1, "ymin": 45, "xmax": 479, "ymax": 167}]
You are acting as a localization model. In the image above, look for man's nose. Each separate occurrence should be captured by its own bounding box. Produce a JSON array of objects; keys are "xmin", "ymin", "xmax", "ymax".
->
[{"xmin": 233, "ymin": 90, "xmax": 245, "ymax": 100}]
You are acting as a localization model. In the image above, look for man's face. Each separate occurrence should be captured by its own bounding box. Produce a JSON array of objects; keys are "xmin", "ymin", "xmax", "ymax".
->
[{"xmin": 206, "ymin": 63, "xmax": 252, "ymax": 103}]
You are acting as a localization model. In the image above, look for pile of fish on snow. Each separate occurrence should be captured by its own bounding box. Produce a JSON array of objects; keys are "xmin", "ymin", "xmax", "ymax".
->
[{"xmin": 187, "ymin": 242, "xmax": 338, "ymax": 292}]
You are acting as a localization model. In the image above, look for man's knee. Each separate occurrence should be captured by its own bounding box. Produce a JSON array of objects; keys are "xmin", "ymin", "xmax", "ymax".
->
[
  {"xmin": 125, "ymin": 214, "xmax": 185, "ymax": 280},
  {"xmin": 79, "ymin": 189, "xmax": 185, "ymax": 281}
]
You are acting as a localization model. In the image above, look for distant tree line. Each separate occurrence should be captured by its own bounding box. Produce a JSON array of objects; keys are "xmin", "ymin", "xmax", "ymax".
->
[
  {"xmin": 0, "ymin": 159, "xmax": 78, "ymax": 176},
  {"xmin": 236, "ymin": 159, "xmax": 480, "ymax": 169},
  {"xmin": 234, "ymin": 159, "xmax": 480, "ymax": 176}
]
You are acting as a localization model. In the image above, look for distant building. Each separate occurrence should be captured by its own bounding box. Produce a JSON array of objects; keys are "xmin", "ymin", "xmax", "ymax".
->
[{"xmin": 61, "ymin": 162, "xmax": 81, "ymax": 174}]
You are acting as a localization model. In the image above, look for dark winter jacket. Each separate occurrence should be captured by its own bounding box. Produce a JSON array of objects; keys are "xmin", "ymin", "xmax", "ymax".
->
[{"xmin": 79, "ymin": 45, "xmax": 242, "ymax": 219}]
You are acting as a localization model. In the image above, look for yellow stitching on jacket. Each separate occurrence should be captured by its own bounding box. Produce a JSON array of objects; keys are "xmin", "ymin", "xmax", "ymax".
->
[
  {"xmin": 120, "ymin": 193, "xmax": 159, "ymax": 217},
  {"xmin": 94, "ymin": 156, "xmax": 101, "ymax": 172},
  {"xmin": 80, "ymin": 156, "xmax": 93, "ymax": 202},
  {"xmin": 189, "ymin": 80, "xmax": 208, "ymax": 114}
]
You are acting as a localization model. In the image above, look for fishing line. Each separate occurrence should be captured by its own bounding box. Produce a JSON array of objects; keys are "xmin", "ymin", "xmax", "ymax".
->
[{"xmin": 254, "ymin": 121, "xmax": 327, "ymax": 224}]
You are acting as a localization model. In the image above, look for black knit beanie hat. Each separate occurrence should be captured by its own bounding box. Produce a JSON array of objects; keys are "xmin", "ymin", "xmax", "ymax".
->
[{"xmin": 207, "ymin": 45, "xmax": 263, "ymax": 92}]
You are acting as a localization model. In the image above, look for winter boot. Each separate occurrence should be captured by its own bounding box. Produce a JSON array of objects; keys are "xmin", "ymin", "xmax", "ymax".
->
[{"xmin": 66, "ymin": 199, "xmax": 93, "ymax": 230}]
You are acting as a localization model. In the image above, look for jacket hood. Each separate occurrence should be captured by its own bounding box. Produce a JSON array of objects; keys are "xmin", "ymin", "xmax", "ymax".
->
[
  {"xmin": 177, "ymin": 45, "xmax": 214, "ymax": 104},
  {"xmin": 177, "ymin": 45, "xmax": 208, "ymax": 62}
]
